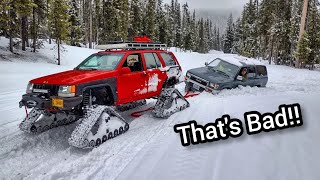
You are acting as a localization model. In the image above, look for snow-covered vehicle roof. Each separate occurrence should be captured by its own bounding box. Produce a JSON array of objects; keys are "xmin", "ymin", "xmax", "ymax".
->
[{"xmin": 216, "ymin": 55, "xmax": 265, "ymax": 67}]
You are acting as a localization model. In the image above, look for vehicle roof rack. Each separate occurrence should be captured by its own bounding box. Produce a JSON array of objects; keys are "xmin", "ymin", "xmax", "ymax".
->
[{"xmin": 95, "ymin": 42, "xmax": 167, "ymax": 51}]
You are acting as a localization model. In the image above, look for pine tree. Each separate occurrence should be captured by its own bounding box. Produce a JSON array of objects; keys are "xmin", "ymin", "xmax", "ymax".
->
[
  {"xmin": 156, "ymin": 0, "xmax": 167, "ymax": 43},
  {"xmin": 146, "ymin": 0, "xmax": 156, "ymax": 39},
  {"xmin": 232, "ymin": 18, "xmax": 242, "ymax": 54},
  {"xmin": 15, "ymin": 0, "xmax": 35, "ymax": 51},
  {"xmin": 306, "ymin": 0, "xmax": 320, "ymax": 66},
  {"xmin": 289, "ymin": 0, "xmax": 304, "ymax": 65},
  {"xmin": 30, "ymin": 0, "xmax": 46, "ymax": 52},
  {"xmin": 182, "ymin": 3, "xmax": 191, "ymax": 51},
  {"xmin": 223, "ymin": 14, "xmax": 234, "ymax": 53},
  {"xmin": 129, "ymin": 0, "xmax": 142, "ymax": 40},
  {"xmin": 295, "ymin": 32, "xmax": 311, "ymax": 66},
  {"xmin": 100, "ymin": 0, "xmax": 116, "ymax": 43},
  {"xmin": 198, "ymin": 18, "xmax": 205, "ymax": 53},
  {"xmin": 69, "ymin": 0, "xmax": 82, "ymax": 46},
  {"xmin": 175, "ymin": 0, "xmax": 182, "ymax": 47},
  {"xmin": 48, "ymin": 0, "xmax": 69, "ymax": 65}
]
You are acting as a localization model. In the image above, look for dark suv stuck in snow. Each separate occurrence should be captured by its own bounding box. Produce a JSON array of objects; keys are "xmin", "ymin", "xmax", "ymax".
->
[{"xmin": 185, "ymin": 57, "xmax": 268, "ymax": 94}]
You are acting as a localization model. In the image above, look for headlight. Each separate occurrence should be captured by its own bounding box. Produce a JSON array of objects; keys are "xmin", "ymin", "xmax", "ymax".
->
[
  {"xmin": 58, "ymin": 85, "xmax": 76, "ymax": 97},
  {"xmin": 26, "ymin": 83, "xmax": 34, "ymax": 94},
  {"xmin": 186, "ymin": 72, "xmax": 191, "ymax": 77},
  {"xmin": 209, "ymin": 83, "xmax": 219, "ymax": 90}
]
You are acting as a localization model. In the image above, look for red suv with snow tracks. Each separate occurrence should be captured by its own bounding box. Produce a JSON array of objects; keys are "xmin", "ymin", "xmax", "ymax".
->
[{"xmin": 20, "ymin": 48, "xmax": 183, "ymax": 111}]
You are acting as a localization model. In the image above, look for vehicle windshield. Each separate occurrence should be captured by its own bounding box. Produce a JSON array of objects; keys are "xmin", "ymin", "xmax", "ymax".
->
[
  {"xmin": 207, "ymin": 58, "xmax": 240, "ymax": 77},
  {"xmin": 76, "ymin": 54, "xmax": 124, "ymax": 70}
]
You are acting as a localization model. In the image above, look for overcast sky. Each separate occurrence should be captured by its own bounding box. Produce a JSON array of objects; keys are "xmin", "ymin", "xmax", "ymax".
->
[{"xmin": 164, "ymin": 0, "xmax": 249, "ymax": 10}]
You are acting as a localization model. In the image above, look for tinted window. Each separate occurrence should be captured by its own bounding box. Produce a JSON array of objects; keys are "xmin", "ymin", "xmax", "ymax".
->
[
  {"xmin": 160, "ymin": 53, "xmax": 177, "ymax": 66},
  {"xmin": 256, "ymin": 65, "xmax": 267, "ymax": 76},
  {"xmin": 247, "ymin": 66, "xmax": 256, "ymax": 78},
  {"xmin": 153, "ymin": 53, "xmax": 162, "ymax": 67},
  {"xmin": 144, "ymin": 53, "xmax": 158, "ymax": 69}
]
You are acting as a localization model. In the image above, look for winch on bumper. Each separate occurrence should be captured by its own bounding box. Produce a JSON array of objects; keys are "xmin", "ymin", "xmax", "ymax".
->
[
  {"xmin": 185, "ymin": 76, "xmax": 220, "ymax": 94},
  {"xmin": 19, "ymin": 93, "xmax": 83, "ymax": 110}
]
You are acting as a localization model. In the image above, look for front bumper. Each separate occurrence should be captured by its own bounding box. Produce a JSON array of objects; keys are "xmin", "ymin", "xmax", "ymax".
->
[
  {"xmin": 19, "ymin": 93, "xmax": 83, "ymax": 110},
  {"xmin": 185, "ymin": 77, "xmax": 220, "ymax": 95}
]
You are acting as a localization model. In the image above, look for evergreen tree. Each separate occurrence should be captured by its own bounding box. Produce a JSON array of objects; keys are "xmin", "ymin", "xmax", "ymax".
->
[
  {"xmin": 69, "ymin": 0, "xmax": 82, "ymax": 46},
  {"xmin": 295, "ymin": 32, "xmax": 311, "ymax": 66},
  {"xmin": 156, "ymin": 0, "xmax": 167, "ymax": 43},
  {"xmin": 15, "ymin": 0, "xmax": 35, "ymax": 51},
  {"xmin": 182, "ymin": 3, "xmax": 191, "ymax": 51},
  {"xmin": 198, "ymin": 18, "xmax": 205, "ymax": 53},
  {"xmin": 223, "ymin": 14, "xmax": 234, "ymax": 53},
  {"xmin": 146, "ymin": 0, "xmax": 156, "ymax": 39},
  {"xmin": 129, "ymin": 0, "xmax": 142, "ymax": 40},
  {"xmin": 306, "ymin": 0, "xmax": 320, "ymax": 66},
  {"xmin": 289, "ymin": 0, "xmax": 304, "ymax": 65},
  {"xmin": 100, "ymin": 0, "xmax": 116, "ymax": 43},
  {"xmin": 175, "ymin": 0, "xmax": 182, "ymax": 47},
  {"xmin": 48, "ymin": 0, "xmax": 69, "ymax": 65},
  {"xmin": 232, "ymin": 18, "xmax": 242, "ymax": 54}
]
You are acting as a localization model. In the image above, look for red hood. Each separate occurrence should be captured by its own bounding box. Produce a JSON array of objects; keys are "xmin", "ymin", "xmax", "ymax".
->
[{"xmin": 30, "ymin": 70, "xmax": 118, "ymax": 85}]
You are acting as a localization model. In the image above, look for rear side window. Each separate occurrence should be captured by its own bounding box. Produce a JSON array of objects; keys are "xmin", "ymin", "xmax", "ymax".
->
[
  {"xmin": 256, "ymin": 66, "xmax": 267, "ymax": 76},
  {"xmin": 247, "ymin": 66, "xmax": 256, "ymax": 78},
  {"xmin": 144, "ymin": 53, "xmax": 162, "ymax": 69},
  {"xmin": 160, "ymin": 53, "xmax": 177, "ymax": 66}
]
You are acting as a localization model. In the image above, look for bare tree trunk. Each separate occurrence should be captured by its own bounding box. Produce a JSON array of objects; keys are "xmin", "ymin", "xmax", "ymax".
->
[
  {"xmin": 269, "ymin": 36, "xmax": 274, "ymax": 65},
  {"xmin": 89, "ymin": 0, "xmax": 93, "ymax": 49},
  {"xmin": 296, "ymin": 0, "xmax": 309, "ymax": 68},
  {"xmin": 21, "ymin": 16, "xmax": 27, "ymax": 51},
  {"xmin": 8, "ymin": 6, "xmax": 13, "ymax": 53},
  {"xmin": 32, "ymin": 7, "xmax": 36, "ymax": 52},
  {"xmin": 47, "ymin": 0, "xmax": 51, "ymax": 44},
  {"xmin": 57, "ymin": 38, "xmax": 61, "ymax": 65}
]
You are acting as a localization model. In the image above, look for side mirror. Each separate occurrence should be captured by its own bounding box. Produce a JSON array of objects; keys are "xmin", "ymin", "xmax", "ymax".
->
[
  {"xmin": 120, "ymin": 67, "xmax": 131, "ymax": 75},
  {"xmin": 236, "ymin": 75, "xmax": 243, "ymax": 81},
  {"xmin": 205, "ymin": 62, "xmax": 209, "ymax": 66}
]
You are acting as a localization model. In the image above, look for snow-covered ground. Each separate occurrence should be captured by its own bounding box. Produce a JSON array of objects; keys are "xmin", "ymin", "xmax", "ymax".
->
[{"xmin": 1, "ymin": 38, "xmax": 320, "ymax": 180}]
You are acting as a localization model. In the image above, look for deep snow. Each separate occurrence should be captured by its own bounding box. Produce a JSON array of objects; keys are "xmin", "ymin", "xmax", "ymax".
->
[{"xmin": 1, "ymin": 38, "xmax": 320, "ymax": 180}]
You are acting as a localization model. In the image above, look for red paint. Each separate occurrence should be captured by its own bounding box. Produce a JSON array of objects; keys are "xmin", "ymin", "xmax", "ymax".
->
[
  {"xmin": 133, "ymin": 36, "xmax": 152, "ymax": 43},
  {"xmin": 28, "ymin": 50, "xmax": 182, "ymax": 106}
]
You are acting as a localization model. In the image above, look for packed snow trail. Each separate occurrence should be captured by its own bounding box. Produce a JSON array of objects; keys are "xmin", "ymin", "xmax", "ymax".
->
[{"xmin": 1, "ymin": 41, "xmax": 320, "ymax": 179}]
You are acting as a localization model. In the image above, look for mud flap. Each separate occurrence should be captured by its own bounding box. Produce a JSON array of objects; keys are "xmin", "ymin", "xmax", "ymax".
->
[
  {"xmin": 19, "ymin": 108, "xmax": 78, "ymax": 134},
  {"xmin": 68, "ymin": 105, "xmax": 129, "ymax": 149},
  {"xmin": 152, "ymin": 88, "xmax": 190, "ymax": 118}
]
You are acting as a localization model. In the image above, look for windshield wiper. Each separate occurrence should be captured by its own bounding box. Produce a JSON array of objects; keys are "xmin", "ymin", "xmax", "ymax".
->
[{"xmin": 79, "ymin": 68, "xmax": 99, "ymax": 70}]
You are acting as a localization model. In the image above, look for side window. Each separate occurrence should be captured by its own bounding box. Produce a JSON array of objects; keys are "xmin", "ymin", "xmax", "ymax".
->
[
  {"xmin": 256, "ymin": 66, "xmax": 267, "ymax": 77},
  {"xmin": 160, "ymin": 53, "xmax": 177, "ymax": 66},
  {"xmin": 144, "ymin": 53, "xmax": 158, "ymax": 69},
  {"xmin": 247, "ymin": 66, "xmax": 256, "ymax": 79},
  {"xmin": 153, "ymin": 53, "xmax": 162, "ymax": 68},
  {"xmin": 144, "ymin": 53, "xmax": 163, "ymax": 69},
  {"xmin": 122, "ymin": 53, "xmax": 143, "ymax": 72}
]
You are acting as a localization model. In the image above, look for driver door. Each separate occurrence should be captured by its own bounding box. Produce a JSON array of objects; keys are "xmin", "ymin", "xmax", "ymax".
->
[{"xmin": 117, "ymin": 53, "xmax": 148, "ymax": 104}]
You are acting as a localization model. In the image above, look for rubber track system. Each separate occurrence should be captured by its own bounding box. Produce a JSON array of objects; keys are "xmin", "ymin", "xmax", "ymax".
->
[
  {"xmin": 152, "ymin": 88, "xmax": 190, "ymax": 118},
  {"xmin": 116, "ymin": 100, "xmax": 147, "ymax": 112},
  {"xmin": 68, "ymin": 105, "xmax": 129, "ymax": 149},
  {"xmin": 19, "ymin": 108, "xmax": 78, "ymax": 134}
]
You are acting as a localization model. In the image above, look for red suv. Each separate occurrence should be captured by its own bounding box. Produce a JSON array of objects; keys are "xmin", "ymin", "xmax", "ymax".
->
[{"xmin": 19, "ymin": 41, "xmax": 189, "ymax": 148}]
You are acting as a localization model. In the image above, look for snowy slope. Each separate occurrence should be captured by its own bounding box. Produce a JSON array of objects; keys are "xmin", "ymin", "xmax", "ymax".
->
[{"xmin": 1, "ymin": 38, "xmax": 320, "ymax": 180}]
